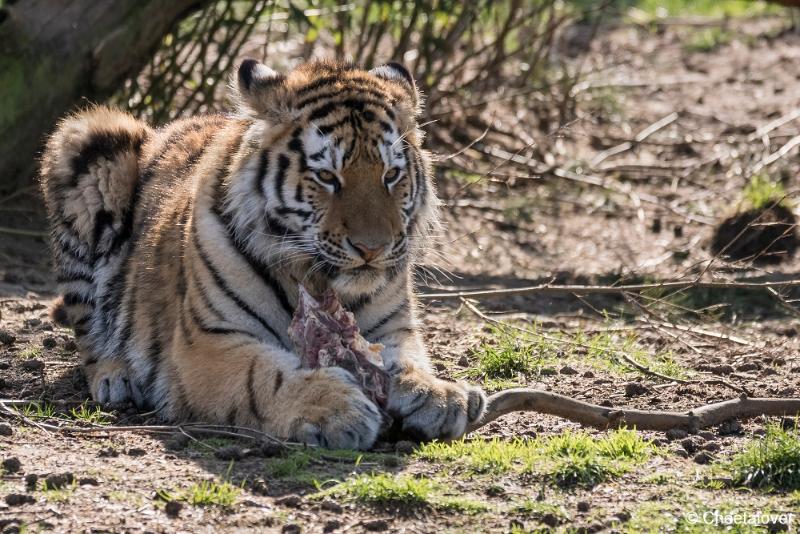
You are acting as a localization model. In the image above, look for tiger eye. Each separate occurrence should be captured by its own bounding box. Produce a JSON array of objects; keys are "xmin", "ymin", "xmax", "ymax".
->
[
  {"xmin": 384, "ymin": 168, "xmax": 399, "ymax": 184},
  {"xmin": 318, "ymin": 170, "xmax": 338, "ymax": 183}
]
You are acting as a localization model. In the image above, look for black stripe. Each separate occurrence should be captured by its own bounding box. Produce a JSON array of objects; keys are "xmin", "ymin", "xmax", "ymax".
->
[
  {"xmin": 274, "ymin": 154, "xmax": 290, "ymax": 205},
  {"xmin": 363, "ymin": 299, "xmax": 408, "ymax": 338},
  {"xmin": 57, "ymin": 271, "xmax": 93, "ymax": 284},
  {"xmin": 296, "ymin": 85, "xmax": 390, "ymax": 110},
  {"xmin": 247, "ymin": 358, "xmax": 265, "ymax": 423},
  {"xmin": 187, "ymin": 299, "xmax": 261, "ymax": 340},
  {"xmin": 70, "ymin": 129, "xmax": 144, "ymax": 182},
  {"xmin": 307, "ymin": 98, "xmax": 392, "ymax": 123},
  {"xmin": 273, "ymin": 370, "xmax": 283, "ymax": 394},
  {"xmin": 255, "ymin": 150, "xmax": 270, "ymax": 196},
  {"xmin": 191, "ymin": 223, "xmax": 284, "ymax": 344},
  {"xmin": 63, "ymin": 292, "xmax": 94, "ymax": 306}
]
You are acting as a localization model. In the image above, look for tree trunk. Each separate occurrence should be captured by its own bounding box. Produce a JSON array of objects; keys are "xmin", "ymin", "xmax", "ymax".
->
[{"xmin": 0, "ymin": 0, "xmax": 206, "ymax": 193}]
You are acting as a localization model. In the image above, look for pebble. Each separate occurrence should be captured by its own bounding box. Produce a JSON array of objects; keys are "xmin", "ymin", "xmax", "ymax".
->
[
  {"xmin": 382, "ymin": 455, "xmax": 401, "ymax": 468},
  {"xmin": 0, "ymin": 330, "xmax": 16, "ymax": 345},
  {"xmin": 624, "ymin": 382, "xmax": 649, "ymax": 397},
  {"xmin": 457, "ymin": 355, "xmax": 469, "ymax": 367},
  {"xmin": 681, "ymin": 437, "xmax": 701, "ymax": 454},
  {"xmin": 21, "ymin": 359, "xmax": 44, "ymax": 372},
  {"xmin": 693, "ymin": 451, "xmax": 713, "ymax": 464},
  {"xmin": 5, "ymin": 494, "xmax": 35, "ymax": 506},
  {"xmin": 276, "ymin": 494, "xmax": 303, "ymax": 508},
  {"xmin": 165, "ymin": 500, "xmax": 183, "ymax": 518},
  {"xmin": 0, "ymin": 423, "xmax": 13, "ymax": 437},
  {"xmin": 126, "ymin": 448, "xmax": 146, "ymax": 457},
  {"xmin": 363, "ymin": 519, "xmax": 389, "ymax": 531},
  {"xmin": 79, "ymin": 477, "xmax": 99, "ymax": 486},
  {"xmin": 541, "ymin": 513, "xmax": 560, "ymax": 527},
  {"xmin": 249, "ymin": 478, "xmax": 269, "ymax": 496},
  {"xmin": 697, "ymin": 431, "xmax": 716, "ymax": 441},
  {"xmin": 45, "ymin": 473, "xmax": 74, "ymax": 489},
  {"xmin": 583, "ymin": 371, "xmax": 595, "ymax": 378},
  {"xmin": 0, "ymin": 361, "xmax": 9, "ymax": 370},
  {"xmin": 41, "ymin": 337, "xmax": 57, "ymax": 350},
  {"xmin": 323, "ymin": 519, "xmax": 342, "ymax": 533},
  {"xmin": 214, "ymin": 446, "xmax": 244, "ymax": 461},
  {"xmin": 281, "ymin": 524, "xmax": 302, "ymax": 534},
  {"xmin": 25, "ymin": 474, "xmax": 38, "ymax": 489},
  {"xmin": 559, "ymin": 365, "xmax": 578, "ymax": 375},
  {"xmin": 673, "ymin": 448, "xmax": 689, "ymax": 459},
  {"xmin": 577, "ymin": 501, "xmax": 591, "ymax": 512},
  {"xmin": 665, "ymin": 428, "xmax": 688, "ymax": 441},
  {"xmin": 63, "ymin": 340, "xmax": 78, "ymax": 352},
  {"xmin": 2, "ymin": 457, "xmax": 21, "ymax": 474},
  {"xmin": 614, "ymin": 511, "xmax": 631, "ymax": 522},
  {"xmin": 702, "ymin": 442, "xmax": 721, "ymax": 452},
  {"xmin": 98, "ymin": 447, "xmax": 119, "ymax": 458},
  {"xmin": 718, "ymin": 419, "xmax": 742, "ymax": 435},
  {"xmin": 164, "ymin": 434, "xmax": 189, "ymax": 451},
  {"xmin": 735, "ymin": 362, "xmax": 759, "ymax": 372},
  {"xmin": 434, "ymin": 362, "xmax": 446, "ymax": 372},
  {"xmin": 259, "ymin": 441, "xmax": 286, "ymax": 458}
]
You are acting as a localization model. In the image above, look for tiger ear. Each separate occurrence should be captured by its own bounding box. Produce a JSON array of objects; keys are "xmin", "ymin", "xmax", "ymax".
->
[
  {"xmin": 369, "ymin": 62, "xmax": 420, "ymax": 110},
  {"xmin": 235, "ymin": 58, "xmax": 287, "ymax": 115}
]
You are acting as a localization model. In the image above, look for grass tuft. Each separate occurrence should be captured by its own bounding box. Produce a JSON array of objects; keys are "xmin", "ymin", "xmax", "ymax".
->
[
  {"xmin": 70, "ymin": 404, "xmax": 111, "ymax": 425},
  {"xmin": 684, "ymin": 28, "xmax": 733, "ymax": 53},
  {"xmin": 742, "ymin": 173, "xmax": 787, "ymax": 210},
  {"xmin": 318, "ymin": 473, "xmax": 435, "ymax": 507},
  {"xmin": 158, "ymin": 479, "xmax": 241, "ymax": 508},
  {"xmin": 728, "ymin": 423, "xmax": 800, "ymax": 491}
]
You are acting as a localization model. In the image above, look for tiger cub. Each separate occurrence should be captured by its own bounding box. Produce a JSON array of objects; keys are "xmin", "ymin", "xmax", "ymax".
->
[{"xmin": 40, "ymin": 59, "xmax": 485, "ymax": 449}]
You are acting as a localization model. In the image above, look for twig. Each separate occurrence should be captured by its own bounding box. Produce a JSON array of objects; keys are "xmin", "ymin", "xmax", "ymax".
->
[
  {"xmin": 590, "ymin": 112, "xmax": 678, "ymax": 168},
  {"xmin": 0, "ymin": 226, "xmax": 48, "ymax": 238},
  {"xmin": 466, "ymin": 391, "xmax": 800, "ymax": 433},
  {"xmin": 421, "ymin": 278, "xmax": 800, "ymax": 300},
  {"xmin": 751, "ymin": 134, "xmax": 800, "ymax": 174},
  {"xmin": 748, "ymin": 107, "xmax": 800, "ymax": 141}
]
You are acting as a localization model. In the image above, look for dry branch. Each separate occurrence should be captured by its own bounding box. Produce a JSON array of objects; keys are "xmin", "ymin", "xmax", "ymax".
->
[
  {"xmin": 466, "ymin": 390, "xmax": 800, "ymax": 433},
  {"xmin": 421, "ymin": 278, "xmax": 800, "ymax": 300}
]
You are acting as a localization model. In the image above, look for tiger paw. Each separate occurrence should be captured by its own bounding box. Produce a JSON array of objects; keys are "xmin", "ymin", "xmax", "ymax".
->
[
  {"xmin": 285, "ymin": 367, "xmax": 383, "ymax": 450},
  {"xmin": 387, "ymin": 366, "xmax": 486, "ymax": 440},
  {"xmin": 86, "ymin": 359, "xmax": 144, "ymax": 407}
]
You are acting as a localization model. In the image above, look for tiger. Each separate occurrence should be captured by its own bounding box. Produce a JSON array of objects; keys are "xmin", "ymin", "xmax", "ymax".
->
[{"xmin": 40, "ymin": 59, "xmax": 486, "ymax": 449}]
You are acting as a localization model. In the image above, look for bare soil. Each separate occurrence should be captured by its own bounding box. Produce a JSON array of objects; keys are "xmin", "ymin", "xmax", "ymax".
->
[{"xmin": 2, "ymin": 15, "xmax": 800, "ymax": 533}]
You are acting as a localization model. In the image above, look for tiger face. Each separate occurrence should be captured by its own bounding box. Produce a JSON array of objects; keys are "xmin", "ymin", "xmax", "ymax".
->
[{"xmin": 232, "ymin": 60, "xmax": 435, "ymax": 297}]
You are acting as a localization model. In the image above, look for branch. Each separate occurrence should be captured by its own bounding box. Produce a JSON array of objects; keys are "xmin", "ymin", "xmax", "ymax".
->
[
  {"xmin": 421, "ymin": 279, "xmax": 800, "ymax": 300},
  {"xmin": 466, "ymin": 390, "xmax": 800, "ymax": 433}
]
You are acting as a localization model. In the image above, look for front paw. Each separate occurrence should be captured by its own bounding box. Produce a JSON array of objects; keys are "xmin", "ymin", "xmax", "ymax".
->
[
  {"xmin": 387, "ymin": 366, "xmax": 486, "ymax": 440},
  {"xmin": 86, "ymin": 359, "xmax": 144, "ymax": 407},
  {"xmin": 286, "ymin": 367, "xmax": 383, "ymax": 450}
]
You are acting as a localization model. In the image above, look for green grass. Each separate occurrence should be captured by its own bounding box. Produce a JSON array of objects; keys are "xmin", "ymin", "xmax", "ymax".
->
[
  {"xmin": 158, "ymin": 479, "xmax": 241, "ymax": 507},
  {"xmin": 514, "ymin": 500, "xmax": 569, "ymax": 523},
  {"xmin": 19, "ymin": 402, "xmax": 56, "ymax": 419},
  {"xmin": 684, "ymin": 28, "xmax": 733, "ymax": 53},
  {"xmin": 70, "ymin": 404, "xmax": 111, "ymax": 425},
  {"xmin": 314, "ymin": 473, "xmax": 488, "ymax": 514},
  {"xmin": 464, "ymin": 323, "xmax": 687, "ymax": 385},
  {"xmin": 416, "ymin": 428, "xmax": 657, "ymax": 487},
  {"xmin": 742, "ymin": 173, "xmax": 787, "ymax": 210},
  {"xmin": 18, "ymin": 346, "xmax": 42, "ymax": 359},
  {"xmin": 727, "ymin": 423, "xmax": 800, "ymax": 491}
]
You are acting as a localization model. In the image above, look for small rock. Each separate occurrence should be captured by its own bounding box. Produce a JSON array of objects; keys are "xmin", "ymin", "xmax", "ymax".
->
[
  {"xmin": 673, "ymin": 225, "xmax": 683, "ymax": 238},
  {"xmin": 0, "ymin": 423, "xmax": 13, "ymax": 437},
  {"xmin": 249, "ymin": 478, "xmax": 269, "ymax": 496},
  {"xmin": 582, "ymin": 371, "xmax": 595, "ymax": 378},
  {"xmin": 126, "ymin": 448, "xmax": 146, "ymax": 457},
  {"xmin": 434, "ymin": 362, "xmax": 446, "ymax": 372},
  {"xmin": 395, "ymin": 440, "xmax": 415, "ymax": 455},
  {"xmin": 21, "ymin": 359, "xmax": 44, "ymax": 372},
  {"xmin": 79, "ymin": 477, "xmax": 99, "ymax": 486},
  {"xmin": 24, "ymin": 474, "xmax": 38, "ymax": 490},
  {"xmin": 0, "ymin": 377, "xmax": 7, "ymax": 389},
  {"xmin": 45, "ymin": 473, "xmax": 74, "ymax": 489},
  {"xmin": 486, "ymin": 485, "xmax": 505, "ymax": 497},
  {"xmin": 24, "ymin": 318, "xmax": 41, "ymax": 328},
  {"xmin": 625, "ymin": 382, "xmax": 649, "ymax": 397},
  {"xmin": 673, "ymin": 448, "xmax": 689, "ymax": 459},
  {"xmin": 2, "ymin": 457, "xmax": 21, "ymax": 474},
  {"xmin": 98, "ymin": 447, "xmax": 119, "ymax": 458},
  {"xmin": 780, "ymin": 417, "xmax": 798, "ymax": 430},
  {"xmin": 718, "ymin": 419, "xmax": 742, "ymax": 436},
  {"xmin": 600, "ymin": 400, "xmax": 613, "ymax": 407},
  {"xmin": 164, "ymin": 500, "xmax": 183, "ymax": 518},
  {"xmin": 214, "ymin": 446, "xmax": 243, "ymax": 461},
  {"xmin": 577, "ymin": 501, "xmax": 590, "ymax": 512},
  {"xmin": 259, "ymin": 441, "xmax": 286, "ymax": 458},
  {"xmin": 0, "ymin": 330, "xmax": 16, "ymax": 345},
  {"xmin": 276, "ymin": 494, "xmax": 303, "ymax": 508},
  {"xmin": 63, "ymin": 340, "xmax": 78, "ymax": 352},
  {"xmin": 614, "ymin": 511, "xmax": 631, "ymax": 523},
  {"xmin": 702, "ymin": 442, "xmax": 720, "ymax": 452},
  {"xmin": 0, "ymin": 361, "xmax": 9, "ymax": 370},
  {"xmin": 736, "ymin": 362, "xmax": 760, "ymax": 372},
  {"xmin": 363, "ymin": 519, "xmax": 389, "ymax": 531},
  {"xmin": 710, "ymin": 364, "xmax": 735, "ymax": 375},
  {"xmin": 281, "ymin": 524, "xmax": 301, "ymax": 534},
  {"xmin": 665, "ymin": 428, "xmax": 688, "ymax": 441},
  {"xmin": 539, "ymin": 368, "xmax": 558, "ymax": 376},
  {"xmin": 694, "ymin": 451, "xmax": 713, "ymax": 464},
  {"xmin": 41, "ymin": 337, "xmax": 57, "ymax": 350},
  {"xmin": 559, "ymin": 365, "xmax": 578, "ymax": 375},
  {"xmin": 457, "ymin": 355, "xmax": 469, "ymax": 367},
  {"xmin": 681, "ymin": 437, "xmax": 701, "ymax": 454},
  {"xmin": 651, "ymin": 217, "xmax": 662, "ymax": 233},
  {"xmin": 5, "ymin": 494, "xmax": 35, "ymax": 506},
  {"xmin": 761, "ymin": 368, "xmax": 778, "ymax": 376},
  {"xmin": 697, "ymin": 431, "xmax": 716, "ymax": 441},
  {"xmin": 509, "ymin": 519, "xmax": 525, "ymax": 531},
  {"xmin": 320, "ymin": 499, "xmax": 343, "ymax": 513},
  {"xmin": 541, "ymin": 513, "xmax": 560, "ymax": 527},
  {"xmin": 323, "ymin": 519, "xmax": 342, "ymax": 533}
]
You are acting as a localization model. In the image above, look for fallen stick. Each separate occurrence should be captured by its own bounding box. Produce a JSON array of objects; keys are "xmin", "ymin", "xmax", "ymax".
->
[
  {"xmin": 466, "ymin": 391, "xmax": 800, "ymax": 434},
  {"xmin": 590, "ymin": 112, "xmax": 678, "ymax": 169},
  {"xmin": 421, "ymin": 278, "xmax": 800, "ymax": 300}
]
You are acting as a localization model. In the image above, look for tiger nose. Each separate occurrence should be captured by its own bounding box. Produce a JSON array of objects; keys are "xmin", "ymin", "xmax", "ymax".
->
[{"xmin": 348, "ymin": 239, "xmax": 387, "ymax": 263}]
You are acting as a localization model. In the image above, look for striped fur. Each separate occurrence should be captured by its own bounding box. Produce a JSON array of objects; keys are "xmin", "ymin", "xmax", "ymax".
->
[{"xmin": 40, "ymin": 60, "xmax": 485, "ymax": 449}]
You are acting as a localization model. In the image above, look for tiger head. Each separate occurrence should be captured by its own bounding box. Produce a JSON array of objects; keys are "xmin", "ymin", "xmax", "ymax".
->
[{"xmin": 229, "ymin": 59, "xmax": 437, "ymax": 297}]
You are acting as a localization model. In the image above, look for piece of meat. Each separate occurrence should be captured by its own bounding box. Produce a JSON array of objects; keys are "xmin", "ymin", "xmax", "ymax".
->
[{"xmin": 288, "ymin": 285, "xmax": 389, "ymax": 407}]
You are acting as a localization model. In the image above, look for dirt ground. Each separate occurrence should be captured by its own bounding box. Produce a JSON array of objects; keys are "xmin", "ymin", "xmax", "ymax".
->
[{"xmin": 2, "ymin": 14, "xmax": 800, "ymax": 534}]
